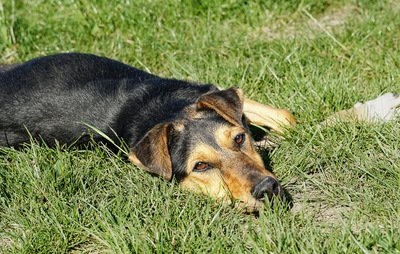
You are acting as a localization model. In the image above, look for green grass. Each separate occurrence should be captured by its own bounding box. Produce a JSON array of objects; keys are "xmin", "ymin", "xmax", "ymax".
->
[{"xmin": 1, "ymin": 0, "xmax": 400, "ymax": 252}]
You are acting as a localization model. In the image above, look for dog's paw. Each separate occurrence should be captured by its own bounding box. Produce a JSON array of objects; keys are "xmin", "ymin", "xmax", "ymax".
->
[{"xmin": 356, "ymin": 92, "xmax": 400, "ymax": 122}]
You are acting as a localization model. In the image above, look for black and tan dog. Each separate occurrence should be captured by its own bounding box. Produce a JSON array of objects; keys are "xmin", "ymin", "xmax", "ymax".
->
[{"xmin": 1, "ymin": 53, "xmax": 399, "ymax": 211}]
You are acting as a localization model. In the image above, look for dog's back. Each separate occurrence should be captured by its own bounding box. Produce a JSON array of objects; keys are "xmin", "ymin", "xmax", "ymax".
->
[
  {"xmin": 0, "ymin": 63, "xmax": 22, "ymax": 73},
  {"xmin": 0, "ymin": 53, "xmax": 215, "ymax": 148}
]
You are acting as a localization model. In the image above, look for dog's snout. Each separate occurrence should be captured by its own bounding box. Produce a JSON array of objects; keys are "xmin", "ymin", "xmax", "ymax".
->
[{"xmin": 251, "ymin": 176, "xmax": 282, "ymax": 201}]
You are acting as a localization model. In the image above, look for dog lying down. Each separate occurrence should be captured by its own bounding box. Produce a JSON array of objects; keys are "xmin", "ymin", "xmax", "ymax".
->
[{"xmin": 1, "ymin": 53, "xmax": 399, "ymax": 212}]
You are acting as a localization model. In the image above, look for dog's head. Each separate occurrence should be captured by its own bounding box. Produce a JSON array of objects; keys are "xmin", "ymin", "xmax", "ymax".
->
[{"xmin": 129, "ymin": 88, "xmax": 282, "ymax": 211}]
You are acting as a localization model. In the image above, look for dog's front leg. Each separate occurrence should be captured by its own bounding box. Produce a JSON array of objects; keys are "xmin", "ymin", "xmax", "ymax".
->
[
  {"xmin": 243, "ymin": 98, "xmax": 297, "ymax": 133},
  {"xmin": 322, "ymin": 92, "xmax": 400, "ymax": 125}
]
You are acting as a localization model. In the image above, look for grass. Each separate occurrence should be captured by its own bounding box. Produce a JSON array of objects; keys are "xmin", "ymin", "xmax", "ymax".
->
[{"xmin": 1, "ymin": 0, "xmax": 400, "ymax": 252}]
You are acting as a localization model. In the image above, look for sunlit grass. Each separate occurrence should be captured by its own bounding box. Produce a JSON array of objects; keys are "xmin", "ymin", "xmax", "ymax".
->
[{"xmin": 1, "ymin": 0, "xmax": 400, "ymax": 252}]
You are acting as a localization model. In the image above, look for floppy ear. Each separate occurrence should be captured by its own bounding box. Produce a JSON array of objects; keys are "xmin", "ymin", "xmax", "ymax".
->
[
  {"xmin": 197, "ymin": 87, "xmax": 244, "ymax": 126},
  {"xmin": 129, "ymin": 124, "xmax": 172, "ymax": 180}
]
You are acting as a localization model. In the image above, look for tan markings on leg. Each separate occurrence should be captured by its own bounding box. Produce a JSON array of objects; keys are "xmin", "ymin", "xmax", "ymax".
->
[
  {"xmin": 243, "ymin": 98, "xmax": 297, "ymax": 133},
  {"xmin": 323, "ymin": 93, "xmax": 400, "ymax": 125},
  {"xmin": 321, "ymin": 107, "xmax": 360, "ymax": 126}
]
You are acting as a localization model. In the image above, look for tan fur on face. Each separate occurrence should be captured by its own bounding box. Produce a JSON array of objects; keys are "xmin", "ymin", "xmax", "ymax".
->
[
  {"xmin": 180, "ymin": 143, "xmax": 228, "ymax": 199},
  {"xmin": 180, "ymin": 124, "xmax": 279, "ymax": 210},
  {"xmin": 215, "ymin": 125, "xmax": 264, "ymax": 167}
]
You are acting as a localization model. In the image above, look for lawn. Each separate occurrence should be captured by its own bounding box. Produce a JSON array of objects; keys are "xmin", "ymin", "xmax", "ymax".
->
[{"xmin": 1, "ymin": 0, "xmax": 400, "ymax": 252}]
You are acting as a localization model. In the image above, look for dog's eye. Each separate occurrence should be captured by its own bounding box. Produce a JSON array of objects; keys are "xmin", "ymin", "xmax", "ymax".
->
[
  {"xmin": 234, "ymin": 134, "xmax": 245, "ymax": 146},
  {"xmin": 193, "ymin": 162, "xmax": 209, "ymax": 172}
]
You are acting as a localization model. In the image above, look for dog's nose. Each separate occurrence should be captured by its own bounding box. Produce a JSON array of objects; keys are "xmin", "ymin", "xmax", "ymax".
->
[{"xmin": 250, "ymin": 176, "xmax": 282, "ymax": 201}]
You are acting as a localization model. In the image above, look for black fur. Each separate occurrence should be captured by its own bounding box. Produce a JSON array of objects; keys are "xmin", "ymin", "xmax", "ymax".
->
[
  {"xmin": 0, "ymin": 53, "xmax": 218, "ymax": 150},
  {"xmin": 1, "ymin": 53, "xmax": 284, "ymax": 204}
]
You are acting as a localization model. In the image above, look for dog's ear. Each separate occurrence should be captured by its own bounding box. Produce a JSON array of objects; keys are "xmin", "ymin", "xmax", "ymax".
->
[
  {"xmin": 197, "ymin": 87, "xmax": 244, "ymax": 126},
  {"xmin": 129, "ymin": 124, "xmax": 172, "ymax": 180}
]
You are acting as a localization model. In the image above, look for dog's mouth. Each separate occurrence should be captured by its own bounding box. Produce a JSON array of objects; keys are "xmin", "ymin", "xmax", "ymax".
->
[
  {"xmin": 223, "ymin": 186, "xmax": 286, "ymax": 213},
  {"xmin": 225, "ymin": 195, "xmax": 285, "ymax": 213}
]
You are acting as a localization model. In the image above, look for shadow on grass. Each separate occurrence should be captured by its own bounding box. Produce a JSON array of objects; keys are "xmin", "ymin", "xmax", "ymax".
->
[{"xmin": 249, "ymin": 125, "xmax": 294, "ymax": 212}]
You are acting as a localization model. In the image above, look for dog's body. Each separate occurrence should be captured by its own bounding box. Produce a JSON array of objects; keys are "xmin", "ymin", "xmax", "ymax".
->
[{"xmin": 1, "ymin": 53, "xmax": 399, "ymax": 211}]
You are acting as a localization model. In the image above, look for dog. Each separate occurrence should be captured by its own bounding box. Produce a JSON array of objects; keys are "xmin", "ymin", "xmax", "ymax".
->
[{"xmin": 1, "ymin": 53, "xmax": 399, "ymax": 211}]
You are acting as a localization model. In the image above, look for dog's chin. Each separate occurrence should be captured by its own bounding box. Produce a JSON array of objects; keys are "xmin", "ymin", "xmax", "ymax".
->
[
  {"xmin": 242, "ymin": 200, "xmax": 268, "ymax": 213},
  {"xmin": 212, "ymin": 193, "xmax": 286, "ymax": 213},
  {"xmin": 222, "ymin": 199, "xmax": 270, "ymax": 213},
  {"xmin": 231, "ymin": 196, "xmax": 287, "ymax": 213}
]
